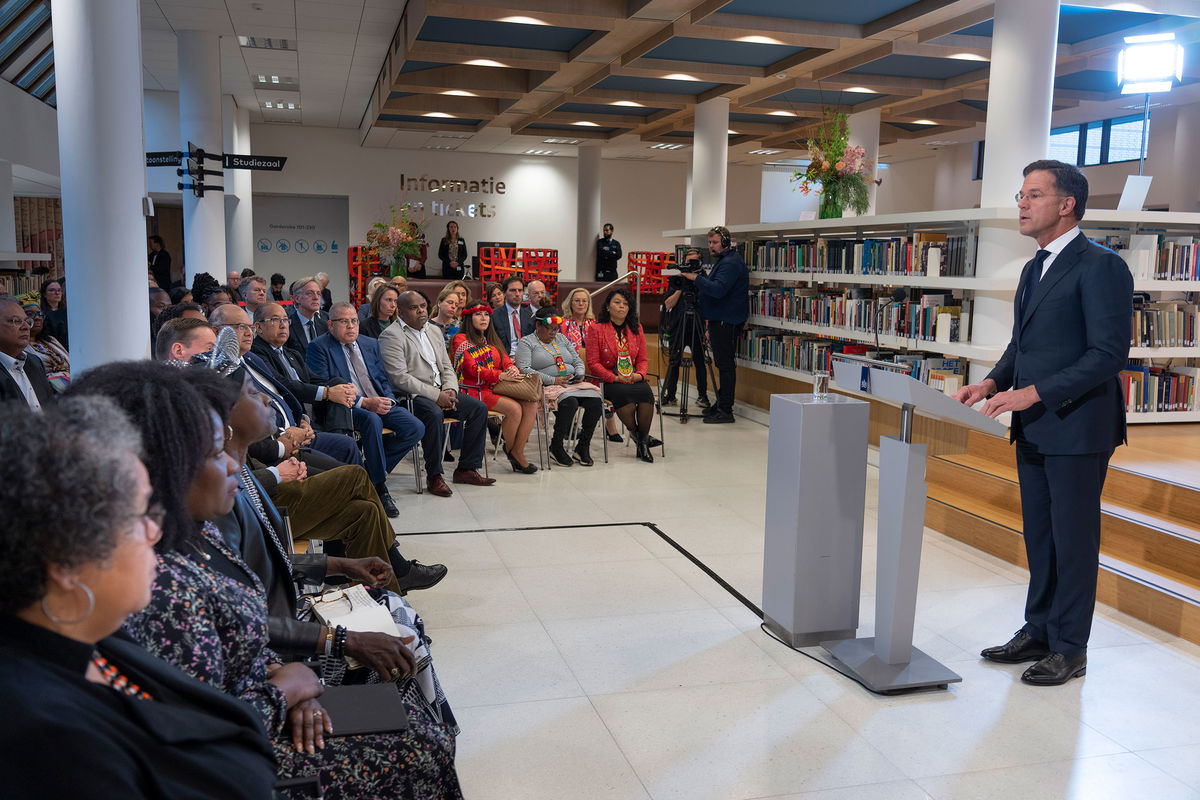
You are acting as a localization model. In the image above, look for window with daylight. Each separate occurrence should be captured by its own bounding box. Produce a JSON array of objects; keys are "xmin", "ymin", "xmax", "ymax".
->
[{"xmin": 1046, "ymin": 114, "xmax": 1147, "ymax": 167}]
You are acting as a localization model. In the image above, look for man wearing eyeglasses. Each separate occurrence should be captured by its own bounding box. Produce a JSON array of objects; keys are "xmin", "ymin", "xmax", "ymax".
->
[
  {"xmin": 0, "ymin": 296, "xmax": 53, "ymax": 410},
  {"xmin": 954, "ymin": 160, "xmax": 1132, "ymax": 686},
  {"xmin": 307, "ymin": 302, "xmax": 426, "ymax": 513},
  {"xmin": 285, "ymin": 276, "xmax": 328, "ymax": 361}
]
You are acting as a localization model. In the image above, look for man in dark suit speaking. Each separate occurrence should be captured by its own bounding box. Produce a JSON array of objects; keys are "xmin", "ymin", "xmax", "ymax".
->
[{"xmin": 954, "ymin": 160, "xmax": 1132, "ymax": 686}]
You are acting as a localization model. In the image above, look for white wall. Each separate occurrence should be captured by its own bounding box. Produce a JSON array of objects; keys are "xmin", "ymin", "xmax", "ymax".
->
[
  {"xmin": 759, "ymin": 165, "xmax": 820, "ymax": 222},
  {"xmin": 931, "ymin": 143, "xmax": 981, "ymax": 210},
  {"xmin": 0, "ymin": 79, "xmax": 59, "ymax": 179},
  {"xmin": 874, "ymin": 156, "xmax": 937, "ymax": 214},
  {"xmin": 253, "ymin": 194, "xmax": 349, "ymax": 302},
  {"xmin": 144, "ymin": 90, "xmax": 181, "ymax": 196}
]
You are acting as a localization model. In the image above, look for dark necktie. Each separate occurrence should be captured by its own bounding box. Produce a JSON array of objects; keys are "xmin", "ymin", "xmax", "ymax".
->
[
  {"xmin": 345, "ymin": 343, "xmax": 380, "ymax": 398},
  {"xmin": 306, "ymin": 319, "xmax": 316, "ymax": 343},
  {"xmin": 276, "ymin": 347, "xmax": 301, "ymax": 381},
  {"xmin": 1023, "ymin": 249, "xmax": 1051, "ymax": 317}
]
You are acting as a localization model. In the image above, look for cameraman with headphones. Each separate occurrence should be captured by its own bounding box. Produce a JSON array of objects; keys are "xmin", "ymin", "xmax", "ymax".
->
[{"xmin": 680, "ymin": 226, "xmax": 748, "ymax": 424}]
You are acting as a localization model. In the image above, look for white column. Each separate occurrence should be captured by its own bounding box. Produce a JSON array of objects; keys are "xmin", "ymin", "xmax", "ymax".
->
[
  {"xmin": 971, "ymin": 0, "xmax": 1060, "ymax": 383},
  {"xmin": 575, "ymin": 143, "xmax": 601, "ymax": 282},
  {"xmin": 690, "ymin": 97, "xmax": 729, "ymax": 229},
  {"xmin": 223, "ymin": 95, "xmax": 255, "ymax": 273},
  {"xmin": 1170, "ymin": 103, "xmax": 1200, "ymax": 212},
  {"xmin": 0, "ymin": 160, "xmax": 14, "ymax": 253},
  {"xmin": 178, "ymin": 30, "xmax": 226, "ymax": 284},
  {"xmin": 52, "ymin": 0, "xmax": 150, "ymax": 368},
  {"xmin": 684, "ymin": 149, "xmax": 694, "ymax": 228},
  {"xmin": 847, "ymin": 107, "xmax": 881, "ymax": 216}
]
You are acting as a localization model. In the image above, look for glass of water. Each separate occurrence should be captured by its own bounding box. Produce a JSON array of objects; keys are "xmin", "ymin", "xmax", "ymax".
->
[{"xmin": 812, "ymin": 369, "xmax": 831, "ymax": 399}]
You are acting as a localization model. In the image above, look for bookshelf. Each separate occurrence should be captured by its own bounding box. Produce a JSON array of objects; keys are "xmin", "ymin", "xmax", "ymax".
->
[{"xmin": 666, "ymin": 207, "xmax": 1200, "ymax": 426}]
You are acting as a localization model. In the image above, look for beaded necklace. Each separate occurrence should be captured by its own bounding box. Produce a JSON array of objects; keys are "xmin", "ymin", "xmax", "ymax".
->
[
  {"xmin": 538, "ymin": 336, "xmax": 569, "ymax": 375},
  {"xmin": 91, "ymin": 653, "xmax": 153, "ymax": 700}
]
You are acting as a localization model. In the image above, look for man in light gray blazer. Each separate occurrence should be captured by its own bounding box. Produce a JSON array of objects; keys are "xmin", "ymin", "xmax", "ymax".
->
[{"xmin": 378, "ymin": 291, "xmax": 493, "ymax": 497}]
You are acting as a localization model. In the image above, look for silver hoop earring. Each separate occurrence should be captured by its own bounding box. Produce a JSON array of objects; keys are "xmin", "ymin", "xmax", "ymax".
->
[{"xmin": 40, "ymin": 583, "xmax": 96, "ymax": 625}]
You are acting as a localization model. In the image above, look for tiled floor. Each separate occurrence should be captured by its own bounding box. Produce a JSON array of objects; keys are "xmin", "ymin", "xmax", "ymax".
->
[{"xmin": 385, "ymin": 417, "xmax": 1200, "ymax": 800}]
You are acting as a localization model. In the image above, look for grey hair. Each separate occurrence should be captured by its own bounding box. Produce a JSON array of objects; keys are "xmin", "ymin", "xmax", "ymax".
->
[
  {"xmin": 328, "ymin": 301, "xmax": 357, "ymax": 317},
  {"xmin": 252, "ymin": 302, "xmax": 284, "ymax": 323},
  {"xmin": 239, "ymin": 274, "xmax": 266, "ymax": 300},
  {"xmin": 0, "ymin": 396, "xmax": 144, "ymax": 614}
]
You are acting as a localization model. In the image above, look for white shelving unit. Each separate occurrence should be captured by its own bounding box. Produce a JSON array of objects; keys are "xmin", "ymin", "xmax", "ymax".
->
[
  {"xmin": 748, "ymin": 271, "xmax": 1016, "ymax": 291},
  {"xmin": 746, "ymin": 314, "xmax": 1005, "ymax": 361}
]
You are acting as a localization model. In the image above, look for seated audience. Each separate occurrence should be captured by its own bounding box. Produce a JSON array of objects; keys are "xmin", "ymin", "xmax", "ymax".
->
[
  {"xmin": 0, "ymin": 398, "xmax": 278, "ymax": 798},
  {"xmin": 169, "ymin": 285, "xmax": 192, "ymax": 304},
  {"xmin": 561, "ymin": 287, "xmax": 624, "ymax": 444},
  {"xmin": 452, "ymin": 304, "xmax": 539, "ymax": 474},
  {"xmin": 316, "ymin": 272, "xmax": 333, "ymax": 313},
  {"xmin": 0, "ymin": 295, "xmax": 52, "ymax": 409},
  {"xmin": 493, "ymin": 276, "xmax": 534, "ymax": 356},
  {"xmin": 270, "ymin": 273, "xmax": 288, "ymax": 301},
  {"xmin": 361, "ymin": 283, "xmax": 400, "ymax": 339},
  {"xmin": 378, "ymin": 291, "xmax": 495, "ymax": 497},
  {"xmin": 155, "ymin": 317, "xmax": 216, "ymax": 363},
  {"xmin": 358, "ymin": 277, "xmax": 388, "ymax": 321},
  {"xmin": 227, "ymin": 271, "xmax": 243, "ymax": 292},
  {"xmin": 240, "ymin": 274, "xmax": 269, "ymax": 316},
  {"xmin": 427, "ymin": 285, "xmax": 461, "ymax": 347},
  {"xmin": 22, "ymin": 298, "xmax": 70, "ymax": 392},
  {"xmin": 149, "ymin": 287, "xmax": 171, "ymax": 321},
  {"xmin": 304, "ymin": 302, "xmax": 425, "ymax": 513},
  {"xmin": 286, "ymin": 277, "xmax": 328, "ymax": 360},
  {"xmin": 204, "ymin": 289, "xmax": 232, "ymax": 316},
  {"xmin": 485, "ymin": 282, "xmax": 504, "ymax": 309},
  {"xmin": 517, "ymin": 306, "xmax": 603, "ymax": 467},
  {"xmin": 67, "ymin": 363, "xmax": 463, "ymax": 799},
  {"xmin": 39, "ymin": 278, "xmax": 68, "ymax": 348},
  {"xmin": 389, "ymin": 274, "xmax": 409, "ymax": 295},
  {"xmin": 586, "ymin": 287, "xmax": 657, "ymax": 463},
  {"xmin": 526, "ymin": 279, "xmax": 549, "ymax": 309},
  {"xmin": 153, "ymin": 301, "xmax": 207, "ymax": 341}
]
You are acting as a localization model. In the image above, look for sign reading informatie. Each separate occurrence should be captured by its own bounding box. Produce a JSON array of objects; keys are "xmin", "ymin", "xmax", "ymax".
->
[
  {"xmin": 223, "ymin": 153, "xmax": 287, "ymax": 171},
  {"xmin": 146, "ymin": 151, "xmax": 182, "ymax": 167}
]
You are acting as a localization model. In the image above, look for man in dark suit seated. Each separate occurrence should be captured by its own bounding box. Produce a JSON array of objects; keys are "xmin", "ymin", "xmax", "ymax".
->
[
  {"xmin": 0, "ymin": 296, "xmax": 53, "ymax": 410},
  {"xmin": 306, "ymin": 302, "xmax": 426, "ymax": 513},
  {"xmin": 250, "ymin": 302, "xmax": 356, "ymax": 435},
  {"xmin": 286, "ymin": 276, "xmax": 328, "ymax": 361},
  {"xmin": 955, "ymin": 159, "xmax": 1133, "ymax": 686},
  {"xmin": 492, "ymin": 276, "xmax": 534, "ymax": 357},
  {"xmin": 154, "ymin": 317, "xmax": 216, "ymax": 363},
  {"xmin": 209, "ymin": 303, "xmax": 366, "ymax": 478}
]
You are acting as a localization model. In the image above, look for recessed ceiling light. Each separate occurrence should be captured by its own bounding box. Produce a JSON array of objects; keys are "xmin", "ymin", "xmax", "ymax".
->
[
  {"xmin": 912, "ymin": 119, "xmax": 937, "ymax": 125},
  {"xmin": 498, "ymin": 15, "xmax": 547, "ymax": 25},
  {"xmin": 264, "ymin": 101, "xmax": 273, "ymax": 108},
  {"xmin": 238, "ymin": 36, "xmax": 295, "ymax": 50},
  {"xmin": 611, "ymin": 100, "xmax": 644, "ymax": 107},
  {"xmin": 424, "ymin": 144, "xmax": 458, "ymax": 150},
  {"xmin": 524, "ymin": 149, "xmax": 556, "ymax": 155},
  {"xmin": 431, "ymin": 132, "xmax": 472, "ymax": 139},
  {"xmin": 271, "ymin": 75, "xmax": 280, "ymax": 83},
  {"xmin": 949, "ymin": 53, "xmax": 988, "ymax": 61},
  {"xmin": 768, "ymin": 111, "xmax": 796, "ymax": 117},
  {"xmin": 423, "ymin": 112, "xmax": 454, "ymax": 118},
  {"xmin": 649, "ymin": 143, "xmax": 686, "ymax": 150},
  {"xmin": 257, "ymin": 74, "xmax": 266, "ymax": 83},
  {"xmin": 845, "ymin": 86, "xmax": 878, "ymax": 94},
  {"xmin": 466, "ymin": 59, "xmax": 505, "ymax": 67},
  {"xmin": 663, "ymin": 73, "xmax": 699, "ymax": 81},
  {"xmin": 573, "ymin": 120, "xmax": 599, "ymax": 126},
  {"xmin": 543, "ymin": 138, "xmax": 582, "ymax": 144},
  {"xmin": 776, "ymin": 72, "xmax": 788, "ymax": 79},
  {"xmin": 748, "ymin": 149, "xmax": 783, "ymax": 155},
  {"xmin": 442, "ymin": 90, "xmax": 476, "ymax": 96},
  {"xmin": 739, "ymin": 35, "xmax": 783, "ymax": 45}
]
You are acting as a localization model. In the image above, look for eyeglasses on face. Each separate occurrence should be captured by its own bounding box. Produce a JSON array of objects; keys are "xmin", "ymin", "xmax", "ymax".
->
[
  {"xmin": 3, "ymin": 316, "xmax": 34, "ymax": 328},
  {"xmin": 329, "ymin": 318, "xmax": 359, "ymax": 326},
  {"xmin": 1014, "ymin": 191, "xmax": 1066, "ymax": 203},
  {"xmin": 217, "ymin": 322, "xmax": 254, "ymax": 332},
  {"xmin": 258, "ymin": 317, "xmax": 289, "ymax": 325}
]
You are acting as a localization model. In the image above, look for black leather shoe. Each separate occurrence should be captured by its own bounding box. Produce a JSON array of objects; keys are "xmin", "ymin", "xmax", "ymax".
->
[
  {"xmin": 701, "ymin": 404, "xmax": 720, "ymax": 417},
  {"xmin": 645, "ymin": 435, "xmax": 663, "ymax": 448},
  {"xmin": 573, "ymin": 445, "xmax": 594, "ymax": 467},
  {"xmin": 505, "ymin": 448, "xmax": 538, "ymax": 474},
  {"xmin": 1021, "ymin": 652, "xmax": 1087, "ymax": 686},
  {"xmin": 634, "ymin": 434, "xmax": 654, "ymax": 463},
  {"xmin": 606, "ymin": 432, "xmax": 624, "ymax": 443},
  {"xmin": 549, "ymin": 441, "xmax": 574, "ymax": 467},
  {"xmin": 703, "ymin": 410, "xmax": 735, "ymax": 424},
  {"xmin": 696, "ymin": 395, "xmax": 711, "ymax": 408},
  {"xmin": 395, "ymin": 561, "xmax": 448, "ymax": 595},
  {"xmin": 379, "ymin": 492, "xmax": 400, "ymax": 519},
  {"xmin": 980, "ymin": 630, "xmax": 1051, "ymax": 664}
]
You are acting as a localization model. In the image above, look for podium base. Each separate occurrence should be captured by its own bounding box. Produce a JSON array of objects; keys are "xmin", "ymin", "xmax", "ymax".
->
[
  {"xmin": 821, "ymin": 637, "xmax": 962, "ymax": 694},
  {"xmin": 763, "ymin": 615, "xmax": 855, "ymax": 648}
]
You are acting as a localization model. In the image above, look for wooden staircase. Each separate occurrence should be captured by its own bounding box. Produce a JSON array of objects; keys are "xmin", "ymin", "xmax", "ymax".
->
[{"xmin": 925, "ymin": 430, "xmax": 1200, "ymax": 645}]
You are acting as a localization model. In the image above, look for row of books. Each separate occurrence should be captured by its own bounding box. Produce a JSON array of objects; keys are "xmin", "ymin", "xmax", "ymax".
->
[
  {"xmin": 0, "ymin": 272, "xmax": 41, "ymax": 296},
  {"xmin": 749, "ymin": 287, "xmax": 972, "ymax": 344},
  {"xmin": 741, "ymin": 233, "xmax": 973, "ymax": 277},
  {"xmin": 1120, "ymin": 364, "xmax": 1197, "ymax": 413},
  {"xmin": 1108, "ymin": 235, "xmax": 1200, "ymax": 281},
  {"xmin": 1131, "ymin": 302, "xmax": 1197, "ymax": 348}
]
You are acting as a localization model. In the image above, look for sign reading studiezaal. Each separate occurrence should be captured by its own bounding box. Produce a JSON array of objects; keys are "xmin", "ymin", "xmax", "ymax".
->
[
  {"xmin": 223, "ymin": 153, "xmax": 287, "ymax": 171},
  {"xmin": 146, "ymin": 151, "xmax": 182, "ymax": 167}
]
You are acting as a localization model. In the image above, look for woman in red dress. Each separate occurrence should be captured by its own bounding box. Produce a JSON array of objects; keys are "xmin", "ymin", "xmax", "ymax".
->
[
  {"xmin": 451, "ymin": 305, "xmax": 540, "ymax": 474},
  {"xmin": 585, "ymin": 287, "xmax": 656, "ymax": 463}
]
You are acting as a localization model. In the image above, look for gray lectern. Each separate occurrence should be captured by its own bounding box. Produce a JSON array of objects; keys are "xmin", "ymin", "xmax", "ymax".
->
[
  {"xmin": 762, "ymin": 393, "xmax": 869, "ymax": 647},
  {"xmin": 820, "ymin": 362, "xmax": 1007, "ymax": 693}
]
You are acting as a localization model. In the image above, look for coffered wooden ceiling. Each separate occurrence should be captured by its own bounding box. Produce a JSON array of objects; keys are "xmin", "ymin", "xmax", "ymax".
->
[{"xmin": 361, "ymin": 0, "xmax": 1200, "ymax": 154}]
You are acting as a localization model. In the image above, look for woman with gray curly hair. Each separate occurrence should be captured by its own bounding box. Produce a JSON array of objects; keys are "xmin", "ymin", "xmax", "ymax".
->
[{"xmin": 0, "ymin": 398, "xmax": 277, "ymax": 799}]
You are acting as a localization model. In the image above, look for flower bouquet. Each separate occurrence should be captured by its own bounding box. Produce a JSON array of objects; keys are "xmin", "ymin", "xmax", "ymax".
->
[
  {"xmin": 366, "ymin": 204, "xmax": 424, "ymax": 277},
  {"xmin": 792, "ymin": 111, "xmax": 875, "ymax": 218}
]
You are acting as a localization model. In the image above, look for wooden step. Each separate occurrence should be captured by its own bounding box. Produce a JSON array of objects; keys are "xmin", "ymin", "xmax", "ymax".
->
[
  {"xmin": 965, "ymin": 429, "xmax": 1014, "ymax": 466},
  {"xmin": 925, "ymin": 497, "xmax": 1200, "ymax": 645},
  {"xmin": 927, "ymin": 456, "xmax": 1200, "ymax": 593}
]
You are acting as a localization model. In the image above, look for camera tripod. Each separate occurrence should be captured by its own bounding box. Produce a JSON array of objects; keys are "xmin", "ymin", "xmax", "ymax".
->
[{"xmin": 661, "ymin": 298, "xmax": 716, "ymax": 424}]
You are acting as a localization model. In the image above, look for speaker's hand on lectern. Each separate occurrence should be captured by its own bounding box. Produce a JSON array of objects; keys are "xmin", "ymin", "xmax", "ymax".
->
[{"xmin": 954, "ymin": 378, "xmax": 995, "ymax": 407}]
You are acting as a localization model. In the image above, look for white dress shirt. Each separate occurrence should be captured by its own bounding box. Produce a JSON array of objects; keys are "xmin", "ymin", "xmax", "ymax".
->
[
  {"xmin": 401, "ymin": 320, "xmax": 442, "ymax": 387},
  {"xmin": 1038, "ymin": 226, "xmax": 1081, "ymax": 278}
]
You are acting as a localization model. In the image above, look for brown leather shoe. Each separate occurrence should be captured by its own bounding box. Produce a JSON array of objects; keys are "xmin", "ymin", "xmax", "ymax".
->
[
  {"xmin": 427, "ymin": 475, "xmax": 453, "ymax": 497},
  {"xmin": 452, "ymin": 468, "xmax": 496, "ymax": 486}
]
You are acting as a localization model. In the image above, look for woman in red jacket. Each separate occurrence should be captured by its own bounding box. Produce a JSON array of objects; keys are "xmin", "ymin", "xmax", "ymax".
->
[
  {"xmin": 586, "ymin": 287, "xmax": 656, "ymax": 463},
  {"xmin": 451, "ymin": 305, "xmax": 539, "ymax": 474}
]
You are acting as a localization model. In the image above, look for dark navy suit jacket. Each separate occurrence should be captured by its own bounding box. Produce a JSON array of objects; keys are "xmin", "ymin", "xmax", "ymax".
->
[
  {"xmin": 305, "ymin": 332, "xmax": 398, "ymax": 402},
  {"xmin": 986, "ymin": 231, "xmax": 1132, "ymax": 456},
  {"xmin": 695, "ymin": 247, "xmax": 749, "ymax": 325}
]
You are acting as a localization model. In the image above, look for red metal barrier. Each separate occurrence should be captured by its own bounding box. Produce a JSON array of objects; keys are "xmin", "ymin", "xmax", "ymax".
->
[
  {"xmin": 477, "ymin": 247, "xmax": 559, "ymax": 301},
  {"xmin": 626, "ymin": 251, "xmax": 674, "ymax": 296},
  {"xmin": 348, "ymin": 246, "xmax": 384, "ymax": 308}
]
